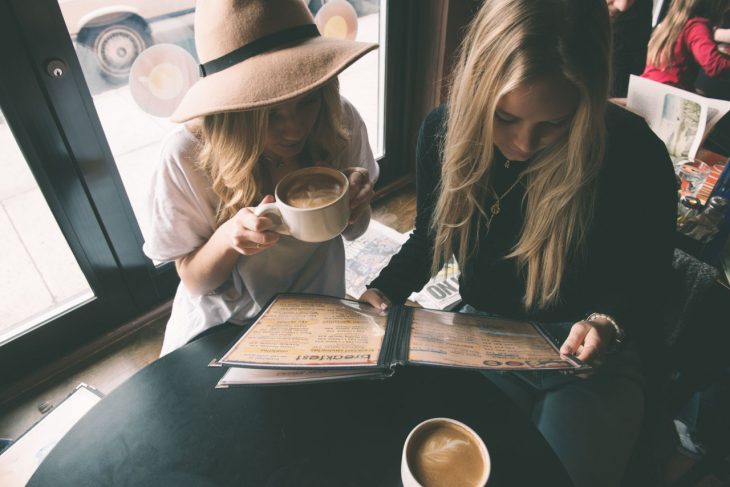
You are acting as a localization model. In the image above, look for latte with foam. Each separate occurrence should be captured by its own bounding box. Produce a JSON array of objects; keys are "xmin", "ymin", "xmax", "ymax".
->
[
  {"xmin": 406, "ymin": 423, "xmax": 488, "ymax": 487},
  {"xmin": 281, "ymin": 173, "xmax": 344, "ymax": 209}
]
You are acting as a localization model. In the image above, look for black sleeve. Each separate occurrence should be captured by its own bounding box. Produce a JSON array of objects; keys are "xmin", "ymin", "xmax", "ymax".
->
[
  {"xmin": 367, "ymin": 107, "xmax": 446, "ymax": 304},
  {"xmin": 585, "ymin": 109, "xmax": 678, "ymax": 341}
]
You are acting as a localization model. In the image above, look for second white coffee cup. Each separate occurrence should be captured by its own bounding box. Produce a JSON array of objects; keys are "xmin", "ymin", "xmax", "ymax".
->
[
  {"xmin": 254, "ymin": 166, "xmax": 350, "ymax": 243},
  {"xmin": 401, "ymin": 417, "xmax": 491, "ymax": 487}
]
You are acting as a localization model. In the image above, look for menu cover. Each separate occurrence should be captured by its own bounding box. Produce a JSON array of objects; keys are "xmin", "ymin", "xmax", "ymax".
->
[{"xmin": 214, "ymin": 294, "xmax": 586, "ymax": 385}]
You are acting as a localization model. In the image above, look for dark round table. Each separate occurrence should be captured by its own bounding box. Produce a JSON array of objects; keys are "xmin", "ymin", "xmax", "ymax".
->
[{"xmin": 27, "ymin": 327, "xmax": 572, "ymax": 486}]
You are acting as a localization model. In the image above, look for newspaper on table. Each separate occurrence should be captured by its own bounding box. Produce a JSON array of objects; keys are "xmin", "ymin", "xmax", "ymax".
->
[
  {"xmin": 343, "ymin": 220, "xmax": 462, "ymax": 310},
  {"xmin": 0, "ymin": 384, "xmax": 103, "ymax": 487},
  {"xmin": 627, "ymin": 75, "xmax": 730, "ymax": 163}
]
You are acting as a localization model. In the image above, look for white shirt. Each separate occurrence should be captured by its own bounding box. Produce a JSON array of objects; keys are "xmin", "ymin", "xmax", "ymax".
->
[{"xmin": 144, "ymin": 99, "xmax": 378, "ymax": 355}]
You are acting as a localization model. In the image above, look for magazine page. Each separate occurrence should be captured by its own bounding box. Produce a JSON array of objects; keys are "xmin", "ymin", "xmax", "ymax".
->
[
  {"xmin": 343, "ymin": 219, "xmax": 407, "ymax": 299},
  {"xmin": 627, "ymin": 75, "xmax": 710, "ymax": 162},
  {"xmin": 407, "ymin": 308, "xmax": 580, "ymax": 371},
  {"xmin": 219, "ymin": 295, "xmax": 388, "ymax": 368},
  {"xmin": 704, "ymin": 96, "xmax": 730, "ymax": 134}
]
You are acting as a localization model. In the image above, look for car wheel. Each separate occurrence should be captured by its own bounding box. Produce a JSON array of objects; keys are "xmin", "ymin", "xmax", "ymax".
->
[{"xmin": 78, "ymin": 16, "xmax": 152, "ymax": 84}]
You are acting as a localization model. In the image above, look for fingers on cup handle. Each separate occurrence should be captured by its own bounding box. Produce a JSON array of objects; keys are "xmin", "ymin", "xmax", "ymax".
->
[{"xmin": 241, "ymin": 207, "xmax": 275, "ymax": 232}]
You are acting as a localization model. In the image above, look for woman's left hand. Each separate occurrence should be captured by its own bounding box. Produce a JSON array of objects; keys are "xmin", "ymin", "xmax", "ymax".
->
[
  {"xmin": 343, "ymin": 167, "xmax": 374, "ymax": 224},
  {"xmin": 560, "ymin": 316, "xmax": 616, "ymax": 363}
]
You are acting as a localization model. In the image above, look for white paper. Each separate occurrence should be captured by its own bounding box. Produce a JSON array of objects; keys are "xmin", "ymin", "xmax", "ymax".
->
[
  {"xmin": 408, "ymin": 260, "xmax": 462, "ymax": 311},
  {"xmin": 0, "ymin": 384, "xmax": 102, "ymax": 487},
  {"xmin": 343, "ymin": 220, "xmax": 408, "ymax": 299},
  {"xmin": 344, "ymin": 221, "xmax": 462, "ymax": 310},
  {"xmin": 627, "ymin": 75, "xmax": 730, "ymax": 162}
]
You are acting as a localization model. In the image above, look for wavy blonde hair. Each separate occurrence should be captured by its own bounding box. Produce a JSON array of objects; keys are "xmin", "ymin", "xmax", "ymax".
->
[
  {"xmin": 197, "ymin": 79, "xmax": 350, "ymax": 226},
  {"xmin": 647, "ymin": 0, "xmax": 727, "ymax": 69},
  {"xmin": 433, "ymin": 0, "xmax": 610, "ymax": 310}
]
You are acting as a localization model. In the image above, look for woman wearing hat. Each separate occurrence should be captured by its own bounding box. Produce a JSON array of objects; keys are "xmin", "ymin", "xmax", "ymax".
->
[
  {"xmin": 361, "ymin": 0, "xmax": 677, "ymax": 485},
  {"xmin": 144, "ymin": 0, "xmax": 378, "ymax": 355}
]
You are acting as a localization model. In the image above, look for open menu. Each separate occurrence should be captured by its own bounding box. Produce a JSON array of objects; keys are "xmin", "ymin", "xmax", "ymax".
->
[{"xmin": 214, "ymin": 294, "xmax": 586, "ymax": 385}]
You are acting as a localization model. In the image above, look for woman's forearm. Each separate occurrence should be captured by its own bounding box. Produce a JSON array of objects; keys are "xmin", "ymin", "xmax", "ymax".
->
[{"xmin": 176, "ymin": 224, "xmax": 241, "ymax": 296}]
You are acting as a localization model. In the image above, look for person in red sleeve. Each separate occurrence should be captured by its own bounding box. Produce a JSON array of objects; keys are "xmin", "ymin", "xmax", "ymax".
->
[{"xmin": 642, "ymin": 0, "xmax": 730, "ymax": 92}]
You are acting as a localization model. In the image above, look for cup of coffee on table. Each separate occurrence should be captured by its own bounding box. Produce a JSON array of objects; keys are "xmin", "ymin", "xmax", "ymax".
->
[
  {"xmin": 254, "ymin": 166, "xmax": 349, "ymax": 242},
  {"xmin": 402, "ymin": 417, "xmax": 491, "ymax": 487}
]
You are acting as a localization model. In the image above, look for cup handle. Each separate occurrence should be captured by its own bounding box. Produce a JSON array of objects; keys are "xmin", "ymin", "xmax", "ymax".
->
[{"xmin": 253, "ymin": 202, "xmax": 291, "ymax": 236}]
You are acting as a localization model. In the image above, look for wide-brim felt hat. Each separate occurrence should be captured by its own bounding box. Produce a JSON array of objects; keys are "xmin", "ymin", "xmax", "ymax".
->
[{"xmin": 170, "ymin": 0, "xmax": 378, "ymax": 123}]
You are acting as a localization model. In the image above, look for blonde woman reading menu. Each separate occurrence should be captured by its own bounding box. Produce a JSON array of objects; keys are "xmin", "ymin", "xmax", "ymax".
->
[
  {"xmin": 144, "ymin": 0, "xmax": 378, "ymax": 355},
  {"xmin": 360, "ymin": 0, "xmax": 677, "ymax": 485}
]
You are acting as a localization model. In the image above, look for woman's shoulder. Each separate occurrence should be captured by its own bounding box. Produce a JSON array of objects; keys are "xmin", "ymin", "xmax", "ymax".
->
[
  {"xmin": 603, "ymin": 104, "xmax": 674, "ymax": 180},
  {"xmin": 686, "ymin": 17, "xmax": 712, "ymax": 28},
  {"xmin": 339, "ymin": 96, "xmax": 365, "ymax": 129},
  {"xmin": 417, "ymin": 106, "xmax": 447, "ymax": 150},
  {"xmin": 605, "ymin": 103, "xmax": 658, "ymax": 148},
  {"xmin": 423, "ymin": 105, "xmax": 448, "ymax": 133},
  {"xmin": 683, "ymin": 17, "xmax": 713, "ymax": 36},
  {"xmin": 159, "ymin": 125, "xmax": 202, "ymax": 170}
]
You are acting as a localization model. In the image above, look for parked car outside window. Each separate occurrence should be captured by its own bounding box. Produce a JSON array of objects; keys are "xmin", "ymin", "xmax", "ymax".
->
[{"xmin": 59, "ymin": 0, "xmax": 195, "ymax": 83}]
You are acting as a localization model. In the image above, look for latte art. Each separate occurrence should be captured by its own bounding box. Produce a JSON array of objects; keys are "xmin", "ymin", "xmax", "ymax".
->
[
  {"xmin": 408, "ymin": 424, "xmax": 487, "ymax": 487},
  {"xmin": 282, "ymin": 174, "xmax": 343, "ymax": 209}
]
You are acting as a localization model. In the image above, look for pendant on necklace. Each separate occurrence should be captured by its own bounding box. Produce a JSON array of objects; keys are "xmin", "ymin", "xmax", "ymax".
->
[
  {"xmin": 490, "ymin": 199, "xmax": 501, "ymax": 215},
  {"xmin": 504, "ymin": 160, "xmax": 511, "ymax": 168}
]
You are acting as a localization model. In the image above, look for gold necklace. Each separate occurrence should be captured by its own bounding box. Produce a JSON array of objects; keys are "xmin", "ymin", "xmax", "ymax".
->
[{"xmin": 489, "ymin": 174, "xmax": 524, "ymax": 216}]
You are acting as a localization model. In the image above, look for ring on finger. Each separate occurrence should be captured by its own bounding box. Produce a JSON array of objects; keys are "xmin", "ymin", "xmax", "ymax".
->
[{"xmin": 256, "ymin": 243, "xmax": 262, "ymax": 249}]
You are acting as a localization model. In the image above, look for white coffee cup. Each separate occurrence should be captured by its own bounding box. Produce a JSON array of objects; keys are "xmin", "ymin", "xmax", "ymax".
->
[
  {"xmin": 401, "ymin": 417, "xmax": 491, "ymax": 487},
  {"xmin": 254, "ymin": 166, "xmax": 350, "ymax": 243}
]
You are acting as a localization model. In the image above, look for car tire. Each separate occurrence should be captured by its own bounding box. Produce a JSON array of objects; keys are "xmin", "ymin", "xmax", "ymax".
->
[{"xmin": 77, "ymin": 16, "xmax": 152, "ymax": 85}]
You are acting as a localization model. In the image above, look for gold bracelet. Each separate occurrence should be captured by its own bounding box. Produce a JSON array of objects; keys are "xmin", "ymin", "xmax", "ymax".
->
[{"xmin": 586, "ymin": 312, "xmax": 625, "ymax": 345}]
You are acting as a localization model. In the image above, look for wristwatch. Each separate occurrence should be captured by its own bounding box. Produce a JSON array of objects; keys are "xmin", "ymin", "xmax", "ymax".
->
[{"xmin": 586, "ymin": 312, "xmax": 625, "ymax": 346}]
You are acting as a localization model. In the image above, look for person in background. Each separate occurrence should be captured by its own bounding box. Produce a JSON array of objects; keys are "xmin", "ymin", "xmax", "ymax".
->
[
  {"xmin": 696, "ymin": 5, "xmax": 730, "ymax": 98},
  {"xmin": 608, "ymin": 0, "xmax": 654, "ymax": 97},
  {"xmin": 144, "ymin": 0, "xmax": 378, "ymax": 355},
  {"xmin": 642, "ymin": 0, "xmax": 730, "ymax": 92},
  {"xmin": 360, "ymin": 0, "xmax": 678, "ymax": 485}
]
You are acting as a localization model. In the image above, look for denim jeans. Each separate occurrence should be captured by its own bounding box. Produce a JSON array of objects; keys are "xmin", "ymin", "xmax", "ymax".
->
[{"xmin": 460, "ymin": 304, "xmax": 645, "ymax": 487}]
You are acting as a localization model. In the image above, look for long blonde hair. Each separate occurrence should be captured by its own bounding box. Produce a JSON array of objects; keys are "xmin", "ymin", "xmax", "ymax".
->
[
  {"xmin": 197, "ymin": 79, "xmax": 349, "ymax": 226},
  {"xmin": 648, "ymin": 0, "xmax": 728, "ymax": 69},
  {"xmin": 433, "ymin": 0, "xmax": 610, "ymax": 310}
]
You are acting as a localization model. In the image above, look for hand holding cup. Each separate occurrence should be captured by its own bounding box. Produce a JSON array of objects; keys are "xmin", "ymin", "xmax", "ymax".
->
[
  {"xmin": 254, "ymin": 166, "xmax": 351, "ymax": 242},
  {"xmin": 225, "ymin": 195, "xmax": 280, "ymax": 255}
]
